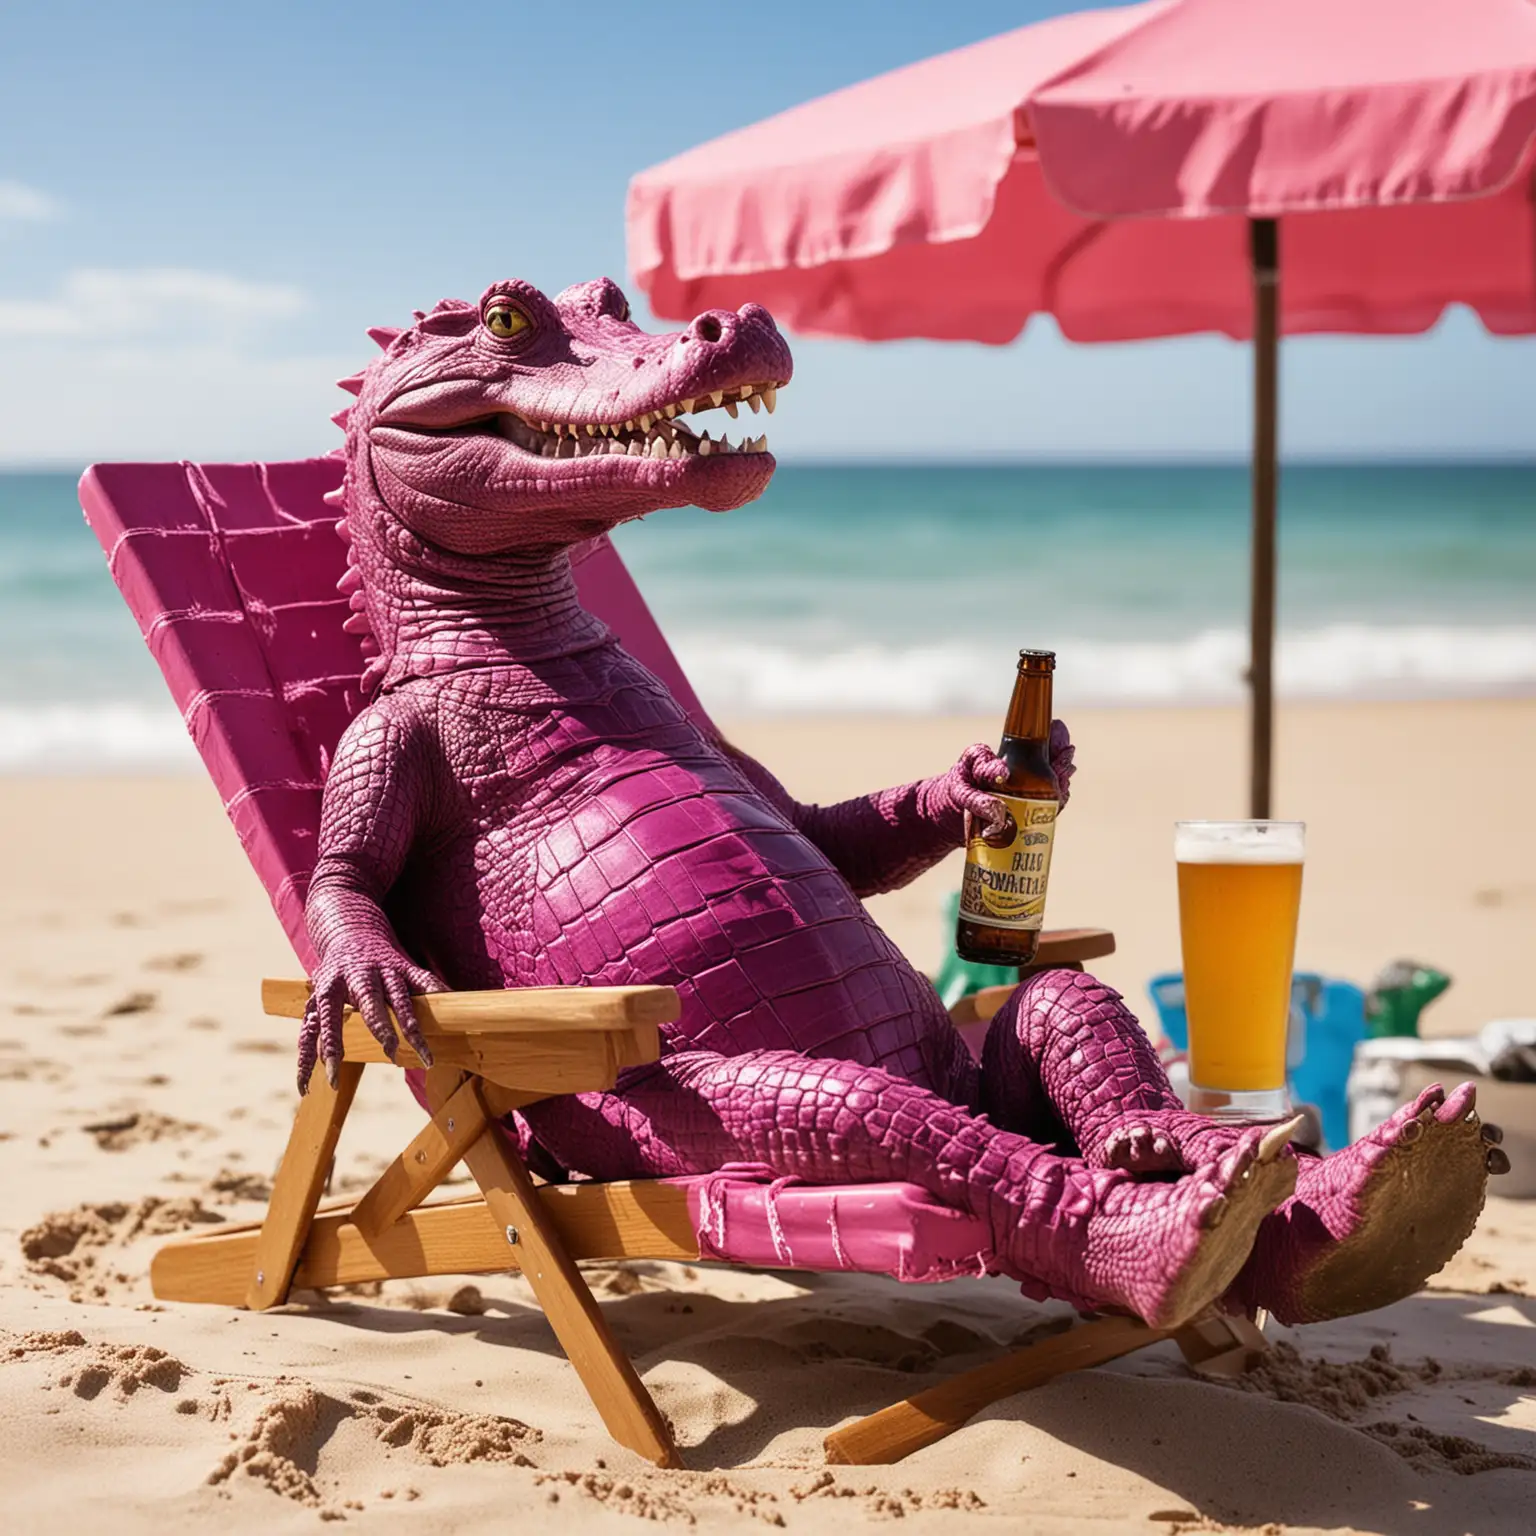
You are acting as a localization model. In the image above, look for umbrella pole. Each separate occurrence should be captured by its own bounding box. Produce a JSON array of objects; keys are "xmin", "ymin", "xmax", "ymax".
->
[{"xmin": 1248, "ymin": 218, "xmax": 1280, "ymax": 820}]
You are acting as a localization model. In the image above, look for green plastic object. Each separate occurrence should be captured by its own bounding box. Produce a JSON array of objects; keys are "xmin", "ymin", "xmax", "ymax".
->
[
  {"xmin": 933, "ymin": 890, "xmax": 1017, "ymax": 1009},
  {"xmin": 1365, "ymin": 959, "xmax": 1451, "ymax": 1038}
]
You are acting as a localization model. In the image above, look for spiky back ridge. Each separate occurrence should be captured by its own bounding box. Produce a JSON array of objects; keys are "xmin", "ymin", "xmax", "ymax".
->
[{"xmin": 323, "ymin": 318, "xmax": 413, "ymax": 698}]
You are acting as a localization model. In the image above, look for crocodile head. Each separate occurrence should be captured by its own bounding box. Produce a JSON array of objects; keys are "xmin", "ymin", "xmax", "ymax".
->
[{"xmin": 340, "ymin": 276, "xmax": 793, "ymax": 556}]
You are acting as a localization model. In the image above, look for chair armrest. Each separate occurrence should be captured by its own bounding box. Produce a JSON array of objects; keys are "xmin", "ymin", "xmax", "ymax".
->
[
  {"xmin": 261, "ymin": 978, "xmax": 681, "ymax": 1034},
  {"xmin": 944, "ymin": 928, "xmax": 1116, "ymax": 1030},
  {"xmin": 260, "ymin": 979, "xmax": 677, "ymax": 1094},
  {"xmin": 1033, "ymin": 928, "xmax": 1116, "ymax": 967}
]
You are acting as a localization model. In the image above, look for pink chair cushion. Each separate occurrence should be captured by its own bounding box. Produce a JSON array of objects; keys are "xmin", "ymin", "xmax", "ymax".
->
[{"xmin": 682, "ymin": 1173, "xmax": 994, "ymax": 1282}]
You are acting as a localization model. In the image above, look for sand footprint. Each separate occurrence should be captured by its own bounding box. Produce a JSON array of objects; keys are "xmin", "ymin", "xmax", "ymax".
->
[
  {"xmin": 144, "ymin": 953, "xmax": 204, "ymax": 973},
  {"xmin": 80, "ymin": 1110, "xmax": 210, "ymax": 1152},
  {"xmin": 1222, "ymin": 1340, "xmax": 1536, "ymax": 1475},
  {"xmin": 19, "ymin": 1196, "xmax": 223, "ymax": 1300},
  {"xmin": 209, "ymin": 1382, "xmax": 539, "ymax": 1510},
  {"xmin": 773, "ymin": 1317, "xmax": 940, "ymax": 1373},
  {"xmin": 2, "ymin": 1329, "xmax": 540, "ymax": 1519}
]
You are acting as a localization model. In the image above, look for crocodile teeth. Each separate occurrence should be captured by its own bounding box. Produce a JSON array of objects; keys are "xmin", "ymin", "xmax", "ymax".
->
[{"xmin": 487, "ymin": 387, "xmax": 786, "ymax": 465}]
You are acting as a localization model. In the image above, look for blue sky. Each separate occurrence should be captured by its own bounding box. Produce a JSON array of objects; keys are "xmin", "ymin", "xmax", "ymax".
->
[{"xmin": 1, "ymin": 0, "xmax": 1531, "ymax": 465}]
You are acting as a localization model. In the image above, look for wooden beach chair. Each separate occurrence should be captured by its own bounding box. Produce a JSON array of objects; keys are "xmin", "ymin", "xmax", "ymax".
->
[{"xmin": 81, "ymin": 458, "xmax": 1268, "ymax": 1470}]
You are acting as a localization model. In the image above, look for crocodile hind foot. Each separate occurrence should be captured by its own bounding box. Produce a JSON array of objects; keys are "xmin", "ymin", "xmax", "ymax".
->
[
  {"xmin": 1233, "ymin": 1083, "xmax": 1494, "ymax": 1325},
  {"xmin": 1028, "ymin": 1122, "xmax": 1298, "ymax": 1331},
  {"xmin": 1146, "ymin": 1123, "xmax": 1300, "ymax": 1330},
  {"xmin": 1081, "ymin": 1083, "xmax": 1502, "ymax": 1324}
]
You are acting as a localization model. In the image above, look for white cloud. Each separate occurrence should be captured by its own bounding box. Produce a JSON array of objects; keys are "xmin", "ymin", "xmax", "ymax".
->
[
  {"xmin": 0, "ymin": 180, "xmax": 62, "ymax": 223},
  {"xmin": 0, "ymin": 339, "xmax": 360, "ymax": 463},
  {"xmin": 0, "ymin": 266, "xmax": 306, "ymax": 338},
  {"xmin": 0, "ymin": 264, "xmax": 342, "ymax": 463}
]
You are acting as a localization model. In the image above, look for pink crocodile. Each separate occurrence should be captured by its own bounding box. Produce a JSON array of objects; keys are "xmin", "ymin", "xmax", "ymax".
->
[{"xmin": 301, "ymin": 276, "xmax": 1501, "ymax": 1330}]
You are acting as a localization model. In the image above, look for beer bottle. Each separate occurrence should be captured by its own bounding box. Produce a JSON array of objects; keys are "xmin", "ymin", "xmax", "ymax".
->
[{"xmin": 955, "ymin": 649, "xmax": 1060, "ymax": 966}]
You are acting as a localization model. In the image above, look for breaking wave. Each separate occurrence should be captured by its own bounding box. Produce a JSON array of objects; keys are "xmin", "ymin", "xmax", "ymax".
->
[
  {"xmin": 673, "ymin": 624, "xmax": 1536, "ymax": 714},
  {"xmin": 0, "ymin": 703, "xmax": 196, "ymax": 773},
  {"xmin": 1, "ymin": 624, "xmax": 1532, "ymax": 770}
]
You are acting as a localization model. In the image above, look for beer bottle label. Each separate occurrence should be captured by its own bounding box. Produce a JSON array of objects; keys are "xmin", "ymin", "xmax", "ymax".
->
[{"xmin": 959, "ymin": 794, "xmax": 1058, "ymax": 931}]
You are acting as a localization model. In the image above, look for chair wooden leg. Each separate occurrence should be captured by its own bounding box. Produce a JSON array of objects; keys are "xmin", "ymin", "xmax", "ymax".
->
[
  {"xmin": 425, "ymin": 1067, "xmax": 682, "ymax": 1470},
  {"xmin": 350, "ymin": 1075, "xmax": 489, "ymax": 1240},
  {"xmin": 824, "ymin": 1302, "xmax": 1270, "ymax": 1466},
  {"xmin": 824, "ymin": 1314, "xmax": 1169, "ymax": 1465},
  {"xmin": 246, "ymin": 1062, "xmax": 364, "ymax": 1311}
]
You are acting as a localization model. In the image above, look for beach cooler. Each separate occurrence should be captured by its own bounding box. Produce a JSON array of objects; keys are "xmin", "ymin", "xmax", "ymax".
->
[{"xmin": 1348, "ymin": 1022, "xmax": 1536, "ymax": 1197}]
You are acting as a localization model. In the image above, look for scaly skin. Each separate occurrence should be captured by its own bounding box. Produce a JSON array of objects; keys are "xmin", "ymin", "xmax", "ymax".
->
[
  {"xmin": 983, "ymin": 971, "xmax": 1503, "ymax": 1323},
  {"xmin": 298, "ymin": 274, "xmax": 1296, "ymax": 1330}
]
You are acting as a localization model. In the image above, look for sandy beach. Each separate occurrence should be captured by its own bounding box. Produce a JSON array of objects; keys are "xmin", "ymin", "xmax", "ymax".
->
[{"xmin": 2, "ymin": 698, "xmax": 1532, "ymax": 1533}]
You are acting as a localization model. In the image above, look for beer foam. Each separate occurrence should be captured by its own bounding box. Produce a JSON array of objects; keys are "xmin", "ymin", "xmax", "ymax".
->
[{"xmin": 1174, "ymin": 822, "xmax": 1305, "ymax": 864}]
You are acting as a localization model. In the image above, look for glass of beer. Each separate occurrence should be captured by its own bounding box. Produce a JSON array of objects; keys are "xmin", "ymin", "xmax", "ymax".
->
[{"xmin": 1175, "ymin": 820, "xmax": 1305, "ymax": 1121}]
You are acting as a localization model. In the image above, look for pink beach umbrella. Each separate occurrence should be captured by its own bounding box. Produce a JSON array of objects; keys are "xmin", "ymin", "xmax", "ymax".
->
[{"xmin": 627, "ymin": 0, "xmax": 1536, "ymax": 815}]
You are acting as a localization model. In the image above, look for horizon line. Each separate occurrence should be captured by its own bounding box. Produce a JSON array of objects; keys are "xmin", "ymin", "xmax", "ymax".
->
[{"xmin": 4, "ymin": 452, "xmax": 1534, "ymax": 475}]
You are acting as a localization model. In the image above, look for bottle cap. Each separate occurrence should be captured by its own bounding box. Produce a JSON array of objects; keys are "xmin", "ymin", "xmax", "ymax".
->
[{"xmin": 1017, "ymin": 649, "xmax": 1056, "ymax": 667}]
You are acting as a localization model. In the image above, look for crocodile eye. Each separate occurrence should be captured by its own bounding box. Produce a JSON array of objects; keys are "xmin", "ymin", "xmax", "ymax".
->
[{"xmin": 484, "ymin": 301, "xmax": 531, "ymax": 340}]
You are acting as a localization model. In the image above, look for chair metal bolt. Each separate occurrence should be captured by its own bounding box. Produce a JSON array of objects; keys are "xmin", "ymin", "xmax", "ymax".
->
[
  {"xmin": 255, "ymin": 1270, "xmax": 265, "ymax": 1286},
  {"xmin": 447, "ymin": 1118, "xmax": 456, "ymax": 1132},
  {"xmin": 504, "ymin": 1225, "xmax": 519, "ymax": 1246}
]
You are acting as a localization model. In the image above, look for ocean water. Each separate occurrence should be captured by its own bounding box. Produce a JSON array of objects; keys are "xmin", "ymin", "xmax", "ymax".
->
[{"xmin": 2, "ymin": 463, "xmax": 1533, "ymax": 771}]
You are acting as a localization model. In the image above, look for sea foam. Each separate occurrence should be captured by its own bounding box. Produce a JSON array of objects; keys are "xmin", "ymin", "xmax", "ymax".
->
[
  {"xmin": 673, "ymin": 623, "xmax": 1536, "ymax": 714},
  {"xmin": 1, "ymin": 624, "xmax": 1532, "ymax": 771},
  {"xmin": 0, "ymin": 704, "xmax": 197, "ymax": 773}
]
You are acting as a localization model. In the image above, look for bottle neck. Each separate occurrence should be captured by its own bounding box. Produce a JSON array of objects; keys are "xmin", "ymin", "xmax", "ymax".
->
[{"xmin": 1003, "ymin": 668, "xmax": 1053, "ymax": 743}]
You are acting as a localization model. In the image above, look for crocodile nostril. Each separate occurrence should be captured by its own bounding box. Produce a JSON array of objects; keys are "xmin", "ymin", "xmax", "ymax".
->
[{"xmin": 693, "ymin": 314, "xmax": 723, "ymax": 343}]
